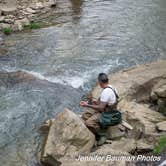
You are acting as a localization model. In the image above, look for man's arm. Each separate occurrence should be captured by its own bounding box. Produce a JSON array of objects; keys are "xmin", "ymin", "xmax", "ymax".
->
[{"xmin": 80, "ymin": 101, "xmax": 107, "ymax": 112}]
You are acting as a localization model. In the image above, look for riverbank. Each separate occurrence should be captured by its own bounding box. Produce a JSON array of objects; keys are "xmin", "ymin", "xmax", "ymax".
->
[
  {"xmin": 40, "ymin": 60, "xmax": 166, "ymax": 166},
  {"xmin": 0, "ymin": 0, "xmax": 56, "ymax": 33}
]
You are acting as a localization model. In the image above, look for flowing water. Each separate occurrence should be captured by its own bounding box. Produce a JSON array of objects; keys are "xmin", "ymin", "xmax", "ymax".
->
[{"xmin": 0, "ymin": 0, "xmax": 166, "ymax": 165}]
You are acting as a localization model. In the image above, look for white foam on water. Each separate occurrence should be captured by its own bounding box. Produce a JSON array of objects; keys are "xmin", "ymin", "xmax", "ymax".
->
[
  {"xmin": 1, "ymin": 58, "xmax": 122, "ymax": 89},
  {"xmin": 23, "ymin": 70, "xmax": 47, "ymax": 80},
  {"xmin": 47, "ymin": 76, "xmax": 86, "ymax": 89},
  {"xmin": 21, "ymin": 70, "xmax": 86, "ymax": 89},
  {"xmin": 1, "ymin": 66, "xmax": 17, "ymax": 72}
]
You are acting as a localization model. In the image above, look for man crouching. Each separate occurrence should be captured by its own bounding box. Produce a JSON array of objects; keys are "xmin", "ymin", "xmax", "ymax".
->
[{"xmin": 80, "ymin": 73, "xmax": 119, "ymax": 145}]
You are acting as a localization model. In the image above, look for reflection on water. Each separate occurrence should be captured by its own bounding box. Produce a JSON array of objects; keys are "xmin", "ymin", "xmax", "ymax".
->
[
  {"xmin": 70, "ymin": 0, "xmax": 83, "ymax": 23},
  {"xmin": 70, "ymin": 0, "xmax": 83, "ymax": 15}
]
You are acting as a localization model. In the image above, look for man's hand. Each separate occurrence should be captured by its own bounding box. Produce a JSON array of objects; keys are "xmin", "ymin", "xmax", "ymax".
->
[
  {"xmin": 92, "ymin": 100, "xmax": 99, "ymax": 105},
  {"xmin": 80, "ymin": 101, "xmax": 88, "ymax": 107}
]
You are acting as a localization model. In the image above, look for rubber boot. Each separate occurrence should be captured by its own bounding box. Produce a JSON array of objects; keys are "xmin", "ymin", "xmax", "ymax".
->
[{"xmin": 97, "ymin": 128, "xmax": 107, "ymax": 146}]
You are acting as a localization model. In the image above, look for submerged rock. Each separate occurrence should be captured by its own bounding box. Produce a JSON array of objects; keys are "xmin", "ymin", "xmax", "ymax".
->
[
  {"xmin": 0, "ymin": 71, "xmax": 37, "ymax": 87},
  {"xmin": 0, "ymin": 48, "xmax": 8, "ymax": 55},
  {"xmin": 41, "ymin": 109, "xmax": 95, "ymax": 166}
]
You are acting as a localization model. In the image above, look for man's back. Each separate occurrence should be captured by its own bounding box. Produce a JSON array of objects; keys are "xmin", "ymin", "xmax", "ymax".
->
[{"xmin": 100, "ymin": 85, "xmax": 118, "ymax": 106}]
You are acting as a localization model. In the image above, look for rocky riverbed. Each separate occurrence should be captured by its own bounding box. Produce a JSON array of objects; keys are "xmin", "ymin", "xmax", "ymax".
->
[
  {"xmin": 40, "ymin": 60, "xmax": 166, "ymax": 166},
  {"xmin": 0, "ymin": 0, "xmax": 57, "ymax": 32}
]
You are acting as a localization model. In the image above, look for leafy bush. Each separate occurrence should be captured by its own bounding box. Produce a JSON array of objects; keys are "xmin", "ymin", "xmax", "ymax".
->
[
  {"xmin": 153, "ymin": 136, "xmax": 166, "ymax": 155},
  {"xmin": 24, "ymin": 22, "xmax": 41, "ymax": 29},
  {"xmin": 3, "ymin": 28, "xmax": 13, "ymax": 35}
]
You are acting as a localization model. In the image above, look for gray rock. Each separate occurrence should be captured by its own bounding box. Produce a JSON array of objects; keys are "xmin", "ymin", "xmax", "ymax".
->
[
  {"xmin": 0, "ymin": 37, "xmax": 4, "ymax": 45},
  {"xmin": 31, "ymin": 2, "xmax": 45, "ymax": 10},
  {"xmin": 154, "ymin": 84, "xmax": 166, "ymax": 98},
  {"xmin": 4, "ymin": 18, "xmax": 14, "ymax": 24},
  {"xmin": 0, "ymin": 16, "xmax": 5, "ymax": 22},
  {"xmin": 107, "ymin": 125, "xmax": 126, "ymax": 140},
  {"xmin": 13, "ymin": 18, "xmax": 30, "ymax": 31},
  {"xmin": 0, "ymin": 23, "xmax": 11, "ymax": 30},
  {"xmin": 49, "ymin": 0, "xmax": 57, "ymax": 7},
  {"xmin": 157, "ymin": 99, "xmax": 166, "ymax": 115},
  {"xmin": 156, "ymin": 121, "xmax": 166, "ymax": 132},
  {"xmin": 0, "ymin": 48, "xmax": 8, "ymax": 55},
  {"xmin": 41, "ymin": 109, "xmax": 95, "ymax": 166},
  {"xmin": 150, "ymin": 91, "xmax": 158, "ymax": 101},
  {"xmin": 136, "ymin": 140, "xmax": 153, "ymax": 153},
  {"xmin": 5, "ymin": 15, "xmax": 15, "ymax": 19},
  {"xmin": 105, "ymin": 138, "xmax": 136, "ymax": 153},
  {"xmin": 1, "ymin": 7, "xmax": 17, "ymax": 15},
  {"xmin": 13, "ymin": 20, "xmax": 23, "ymax": 31},
  {"xmin": 25, "ymin": 7, "xmax": 36, "ymax": 14}
]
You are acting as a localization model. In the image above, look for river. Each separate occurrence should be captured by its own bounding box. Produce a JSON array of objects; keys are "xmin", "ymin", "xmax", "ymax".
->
[{"xmin": 0, "ymin": 0, "xmax": 166, "ymax": 165}]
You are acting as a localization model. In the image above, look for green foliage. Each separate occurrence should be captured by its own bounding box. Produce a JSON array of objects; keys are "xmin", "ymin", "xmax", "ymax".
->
[
  {"xmin": 24, "ymin": 22, "xmax": 41, "ymax": 29},
  {"xmin": 3, "ymin": 27, "xmax": 13, "ymax": 35},
  {"xmin": 153, "ymin": 136, "xmax": 166, "ymax": 155}
]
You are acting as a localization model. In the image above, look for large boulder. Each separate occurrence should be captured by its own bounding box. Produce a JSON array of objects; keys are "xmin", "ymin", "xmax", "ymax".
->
[{"xmin": 41, "ymin": 109, "xmax": 95, "ymax": 166}]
